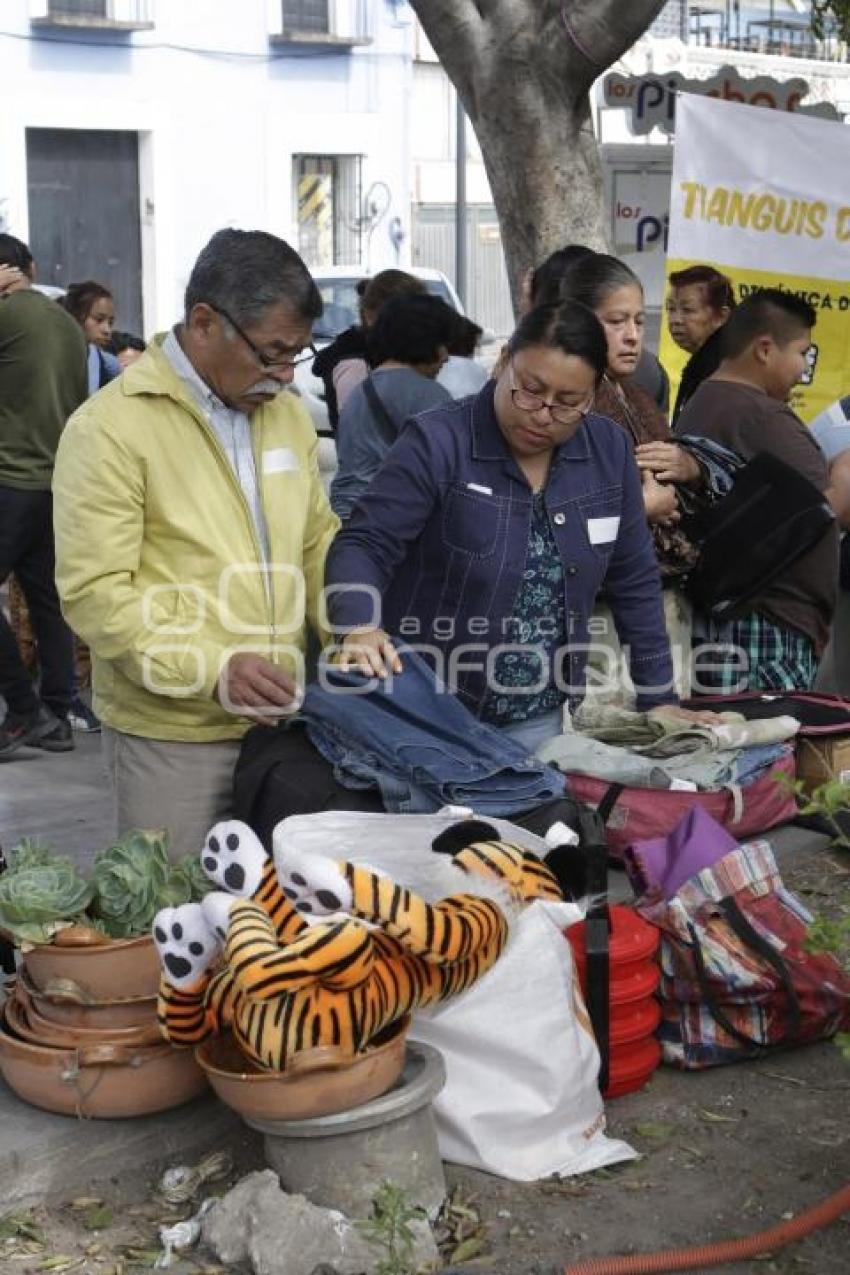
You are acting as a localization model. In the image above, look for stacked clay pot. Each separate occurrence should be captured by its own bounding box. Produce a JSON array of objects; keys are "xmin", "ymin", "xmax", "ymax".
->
[{"xmin": 0, "ymin": 933, "xmax": 206, "ymax": 1117}]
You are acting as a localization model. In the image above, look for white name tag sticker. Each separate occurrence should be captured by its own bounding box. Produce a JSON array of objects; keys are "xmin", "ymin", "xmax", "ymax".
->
[
  {"xmin": 466, "ymin": 482, "xmax": 493, "ymax": 495},
  {"xmin": 263, "ymin": 448, "xmax": 299, "ymax": 475},
  {"xmin": 587, "ymin": 515, "xmax": 620, "ymax": 545}
]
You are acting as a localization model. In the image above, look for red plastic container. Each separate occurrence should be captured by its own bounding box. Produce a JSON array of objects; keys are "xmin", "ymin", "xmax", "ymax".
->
[{"xmin": 566, "ymin": 904, "xmax": 661, "ymax": 1099}]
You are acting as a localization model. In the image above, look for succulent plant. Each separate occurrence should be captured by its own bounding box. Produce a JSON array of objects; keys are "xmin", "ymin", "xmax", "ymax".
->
[{"xmin": 0, "ymin": 859, "xmax": 93, "ymax": 944}]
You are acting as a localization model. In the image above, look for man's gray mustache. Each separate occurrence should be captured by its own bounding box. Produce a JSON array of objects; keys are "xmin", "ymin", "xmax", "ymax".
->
[{"xmin": 248, "ymin": 380, "xmax": 283, "ymax": 395}]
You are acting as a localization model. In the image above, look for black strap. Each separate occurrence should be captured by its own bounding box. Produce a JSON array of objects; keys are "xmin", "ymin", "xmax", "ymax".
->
[
  {"xmin": 576, "ymin": 808, "xmax": 610, "ymax": 1092},
  {"xmin": 362, "ymin": 375, "xmax": 400, "ymax": 449},
  {"xmin": 686, "ymin": 897, "xmax": 802, "ymax": 1049},
  {"xmin": 596, "ymin": 783, "xmax": 625, "ymax": 826}
]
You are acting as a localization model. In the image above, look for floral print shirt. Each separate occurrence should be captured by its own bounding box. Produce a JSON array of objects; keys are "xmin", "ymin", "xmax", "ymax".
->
[{"xmin": 480, "ymin": 492, "xmax": 567, "ymax": 725}]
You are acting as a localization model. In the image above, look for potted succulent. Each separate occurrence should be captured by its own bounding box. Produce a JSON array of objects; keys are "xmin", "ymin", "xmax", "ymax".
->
[
  {"xmin": 0, "ymin": 833, "xmax": 212, "ymax": 1118},
  {"xmin": 0, "ymin": 831, "xmax": 210, "ymax": 1000}
]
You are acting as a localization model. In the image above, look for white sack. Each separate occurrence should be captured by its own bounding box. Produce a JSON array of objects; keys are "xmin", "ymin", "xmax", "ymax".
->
[{"xmin": 274, "ymin": 811, "xmax": 636, "ymax": 1180}]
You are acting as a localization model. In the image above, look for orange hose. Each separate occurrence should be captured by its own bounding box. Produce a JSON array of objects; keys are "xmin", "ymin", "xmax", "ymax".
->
[{"xmin": 562, "ymin": 1182, "xmax": 850, "ymax": 1274}]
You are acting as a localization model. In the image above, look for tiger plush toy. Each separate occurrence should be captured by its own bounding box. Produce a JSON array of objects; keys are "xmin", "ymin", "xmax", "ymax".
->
[{"xmin": 153, "ymin": 819, "xmax": 564, "ymax": 1072}]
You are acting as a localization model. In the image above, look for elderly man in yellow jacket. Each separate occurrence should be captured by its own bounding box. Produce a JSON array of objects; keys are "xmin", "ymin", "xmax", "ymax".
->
[{"xmin": 53, "ymin": 229, "xmax": 340, "ymax": 859}]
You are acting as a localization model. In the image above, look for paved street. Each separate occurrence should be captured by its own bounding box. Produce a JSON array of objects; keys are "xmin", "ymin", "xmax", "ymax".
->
[{"xmin": 0, "ymin": 732, "xmax": 113, "ymax": 874}]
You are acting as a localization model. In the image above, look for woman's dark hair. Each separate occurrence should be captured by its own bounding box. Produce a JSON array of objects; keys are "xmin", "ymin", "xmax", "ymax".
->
[
  {"xmin": 60, "ymin": 280, "xmax": 113, "ymax": 325},
  {"xmin": 558, "ymin": 253, "xmax": 642, "ymax": 313},
  {"xmin": 530, "ymin": 244, "xmax": 595, "ymax": 307},
  {"xmin": 447, "ymin": 312, "xmax": 483, "ymax": 358},
  {"xmin": 368, "ymin": 293, "xmax": 458, "ymax": 366},
  {"xmin": 111, "ymin": 330, "xmax": 145, "ymax": 354},
  {"xmin": 508, "ymin": 302, "xmax": 609, "ymax": 383},
  {"xmin": 0, "ymin": 234, "xmax": 33, "ymax": 274},
  {"xmin": 358, "ymin": 269, "xmax": 425, "ymax": 324},
  {"xmin": 185, "ymin": 228, "xmax": 321, "ymax": 326},
  {"xmin": 669, "ymin": 264, "xmax": 736, "ymax": 314}
]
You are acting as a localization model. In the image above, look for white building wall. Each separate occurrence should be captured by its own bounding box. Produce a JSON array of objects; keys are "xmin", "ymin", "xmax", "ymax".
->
[{"xmin": 0, "ymin": 0, "xmax": 414, "ymax": 334}]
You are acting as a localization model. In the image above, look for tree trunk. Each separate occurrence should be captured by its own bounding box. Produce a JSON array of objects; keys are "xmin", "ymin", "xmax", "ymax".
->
[{"xmin": 410, "ymin": 0, "xmax": 668, "ymax": 313}]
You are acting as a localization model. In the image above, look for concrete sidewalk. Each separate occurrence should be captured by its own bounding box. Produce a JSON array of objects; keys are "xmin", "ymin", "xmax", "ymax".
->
[{"xmin": 0, "ymin": 732, "xmax": 113, "ymax": 873}]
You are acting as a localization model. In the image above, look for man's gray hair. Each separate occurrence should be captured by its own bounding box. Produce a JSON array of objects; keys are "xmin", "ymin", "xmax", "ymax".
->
[{"xmin": 184, "ymin": 228, "xmax": 322, "ymax": 326}]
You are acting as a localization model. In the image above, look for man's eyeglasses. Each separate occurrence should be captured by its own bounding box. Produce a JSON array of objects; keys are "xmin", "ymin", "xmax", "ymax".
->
[
  {"xmin": 212, "ymin": 304, "xmax": 317, "ymax": 370},
  {"xmin": 509, "ymin": 362, "xmax": 591, "ymax": 426}
]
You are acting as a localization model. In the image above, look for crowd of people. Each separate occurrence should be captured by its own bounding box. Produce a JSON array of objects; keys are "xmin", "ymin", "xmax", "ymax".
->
[{"xmin": 0, "ymin": 225, "xmax": 846, "ymax": 857}]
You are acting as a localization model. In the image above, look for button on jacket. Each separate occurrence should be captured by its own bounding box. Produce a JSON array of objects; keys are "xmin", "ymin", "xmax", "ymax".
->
[{"xmin": 326, "ymin": 381, "xmax": 676, "ymax": 712}]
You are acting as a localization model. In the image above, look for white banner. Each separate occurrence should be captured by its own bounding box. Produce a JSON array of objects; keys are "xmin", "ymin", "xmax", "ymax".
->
[{"xmin": 662, "ymin": 93, "xmax": 850, "ymax": 420}]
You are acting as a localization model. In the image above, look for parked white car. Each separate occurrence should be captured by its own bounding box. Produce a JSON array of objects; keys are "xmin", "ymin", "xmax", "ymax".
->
[{"xmin": 292, "ymin": 265, "xmax": 467, "ymax": 438}]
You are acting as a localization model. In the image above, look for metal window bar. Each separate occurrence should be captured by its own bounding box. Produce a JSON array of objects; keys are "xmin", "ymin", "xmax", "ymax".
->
[
  {"xmin": 49, "ymin": 0, "xmax": 108, "ymax": 15},
  {"xmin": 281, "ymin": 0, "xmax": 330, "ymax": 34}
]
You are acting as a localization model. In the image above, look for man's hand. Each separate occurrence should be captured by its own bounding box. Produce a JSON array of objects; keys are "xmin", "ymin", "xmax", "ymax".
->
[
  {"xmin": 635, "ymin": 442, "xmax": 701, "ymax": 485},
  {"xmin": 217, "ymin": 652, "xmax": 301, "ymax": 726},
  {"xmin": 338, "ymin": 628, "xmax": 403, "ymax": 679},
  {"xmin": 641, "ymin": 469, "xmax": 680, "ymax": 524}
]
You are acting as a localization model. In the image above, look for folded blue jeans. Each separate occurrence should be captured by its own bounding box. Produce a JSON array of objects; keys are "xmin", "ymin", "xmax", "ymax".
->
[{"xmin": 301, "ymin": 646, "xmax": 566, "ymax": 816}]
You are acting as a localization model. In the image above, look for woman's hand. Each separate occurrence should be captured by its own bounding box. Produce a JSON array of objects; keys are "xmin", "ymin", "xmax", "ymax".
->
[
  {"xmin": 635, "ymin": 442, "xmax": 701, "ymax": 485},
  {"xmin": 338, "ymin": 628, "xmax": 403, "ymax": 678},
  {"xmin": 642, "ymin": 469, "xmax": 680, "ymax": 524}
]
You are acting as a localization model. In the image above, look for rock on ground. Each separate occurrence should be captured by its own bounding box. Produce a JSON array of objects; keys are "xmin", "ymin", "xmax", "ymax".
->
[{"xmin": 202, "ymin": 1170, "xmax": 440, "ymax": 1275}]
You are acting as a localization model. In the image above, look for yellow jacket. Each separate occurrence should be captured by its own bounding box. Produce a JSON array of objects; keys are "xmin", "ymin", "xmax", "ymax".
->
[{"xmin": 53, "ymin": 337, "xmax": 340, "ymax": 742}]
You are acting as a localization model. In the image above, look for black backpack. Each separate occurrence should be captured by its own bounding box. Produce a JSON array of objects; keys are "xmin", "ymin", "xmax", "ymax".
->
[{"xmin": 682, "ymin": 451, "xmax": 835, "ymax": 619}]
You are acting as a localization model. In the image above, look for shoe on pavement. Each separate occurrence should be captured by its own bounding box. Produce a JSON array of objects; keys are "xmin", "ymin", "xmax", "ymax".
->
[
  {"xmin": 34, "ymin": 716, "xmax": 76, "ymax": 753},
  {"xmin": 0, "ymin": 705, "xmax": 64, "ymax": 759},
  {"xmin": 68, "ymin": 696, "xmax": 101, "ymax": 734}
]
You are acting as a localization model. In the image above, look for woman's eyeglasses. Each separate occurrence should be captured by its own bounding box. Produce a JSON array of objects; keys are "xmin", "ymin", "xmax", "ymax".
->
[
  {"xmin": 509, "ymin": 362, "xmax": 590, "ymax": 426},
  {"xmin": 213, "ymin": 304, "xmax": 317, "ymax": 370}
]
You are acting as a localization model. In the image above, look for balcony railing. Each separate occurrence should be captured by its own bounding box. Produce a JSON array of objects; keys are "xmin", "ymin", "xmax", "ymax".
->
[
  {"xmin": 31, "ymin": 0, "xmax": 154, "ymax": 29},
  {"xmin": 687, "ymin": 3, "xmax": 846, "ymax": 62}
]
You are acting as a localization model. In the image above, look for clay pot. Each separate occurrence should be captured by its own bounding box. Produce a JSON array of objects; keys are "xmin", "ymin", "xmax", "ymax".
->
[
  {"xmin": 24, "ymin": 933, "xmax": 160, "ymax": 1001},
  {"xmin": 196, "ymin": 1017, "xmax": 410, "ymax": 1123},
  {"xmin": 0, "ymin": 1003, "xmax": 206, "ymax": 1119},
  {"xmin": 17, "ymin": 967, "xmax": 158, "ymax": 1030},
  {"xmin": 7, "ymin": 984, "xmax": 162, "ymax": 1051}
]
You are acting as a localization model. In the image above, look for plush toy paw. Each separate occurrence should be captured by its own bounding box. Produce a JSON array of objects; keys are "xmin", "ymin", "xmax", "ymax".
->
[
  {"xmin": 153, "ymin": 903, "xmax": 221, "ymax": 989},
  {"xmin": 201, "ymin": 890, "xmax": 238, "ymax": 944},
  {"xmin": 272, "ymin": 843, "xmax": 354, "ymax": 916},
  {"xmin": 201, "ymin": 819, "xmax": 268, "ymax": 897}
]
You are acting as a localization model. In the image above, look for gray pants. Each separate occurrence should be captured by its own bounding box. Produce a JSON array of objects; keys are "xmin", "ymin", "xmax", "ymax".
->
[{"xmin": 102, "ymin": 726, "xmax": 242, "ymax": 862}]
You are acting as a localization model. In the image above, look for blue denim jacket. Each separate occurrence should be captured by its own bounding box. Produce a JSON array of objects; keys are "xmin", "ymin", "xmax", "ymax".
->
[{"xmin": 326, "ymin": 382, "xmax": 676, "ymax": 712}]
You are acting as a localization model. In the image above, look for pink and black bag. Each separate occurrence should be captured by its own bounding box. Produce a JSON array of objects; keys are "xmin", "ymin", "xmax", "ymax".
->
[
  {"xmin": 635, "ymin": 833, "xmax": 850, "ymax": 1069},
  {"xmin": 567, "ymin": 752, "xmax": 797, "ymax": 861}
]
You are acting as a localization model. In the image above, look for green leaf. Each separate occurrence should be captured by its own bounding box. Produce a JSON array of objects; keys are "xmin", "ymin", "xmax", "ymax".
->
[
  {"xmin": 633, "ymin": 1121, "xmax": 675, "ymax": 1140},
  {"xmin": 91, "ymin": 830, "xmax": 172, "ymax": 937},
  {"xmin": 82, "ymin": 1205, "xmax": 113, "ymax": 1231},
  {"xmin": 0, "ymin": 862, "xmax": 93, "ymax": 944},
  {"xmin": 450, "ymin": 1235, "xmax": 486, "ymax": 1263}
]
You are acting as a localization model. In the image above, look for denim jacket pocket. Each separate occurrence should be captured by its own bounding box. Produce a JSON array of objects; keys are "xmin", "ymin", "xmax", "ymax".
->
[
  {"xmin": 441, "ymin": 485, "xmax": 504, "ymax": 558},
  {"xmin": 575, "ymin": 486, "xmax": 623, "ymax": 563}
]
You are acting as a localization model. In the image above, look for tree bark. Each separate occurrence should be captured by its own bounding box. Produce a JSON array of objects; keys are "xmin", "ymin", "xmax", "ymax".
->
[{"xmin": 410, "ymin": 0, "xmax": 668, "ymax": 312}]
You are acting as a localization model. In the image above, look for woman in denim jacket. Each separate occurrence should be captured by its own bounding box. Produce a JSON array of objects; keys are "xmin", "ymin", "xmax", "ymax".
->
[{"xmin": 325, "ymin": 301, "xmax": 683, "ymax": 755}]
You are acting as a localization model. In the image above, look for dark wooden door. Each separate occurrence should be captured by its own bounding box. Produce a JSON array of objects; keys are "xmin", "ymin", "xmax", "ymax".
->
[{"xmin": 26, "ymin": 128, "xmax": 143, "ymax": 334}]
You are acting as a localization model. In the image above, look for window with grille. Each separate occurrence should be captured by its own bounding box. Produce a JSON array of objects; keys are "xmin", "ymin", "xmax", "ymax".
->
[
  {"xmin": 49, "ymin": 0, "xmax": 108, "ymax": 15},
  {"xmin": 282, "ymin": 0, "xmax": 330, "ymax": 34},
  {"xmin": 294, "ymin": 155, "xmax": 362, "ymax": 269}
]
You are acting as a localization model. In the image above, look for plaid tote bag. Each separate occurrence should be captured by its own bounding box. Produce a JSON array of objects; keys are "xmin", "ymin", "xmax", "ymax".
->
[{"xmin": 638, "ymin": 839, "xmax": 850, "ymax": 1069}]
